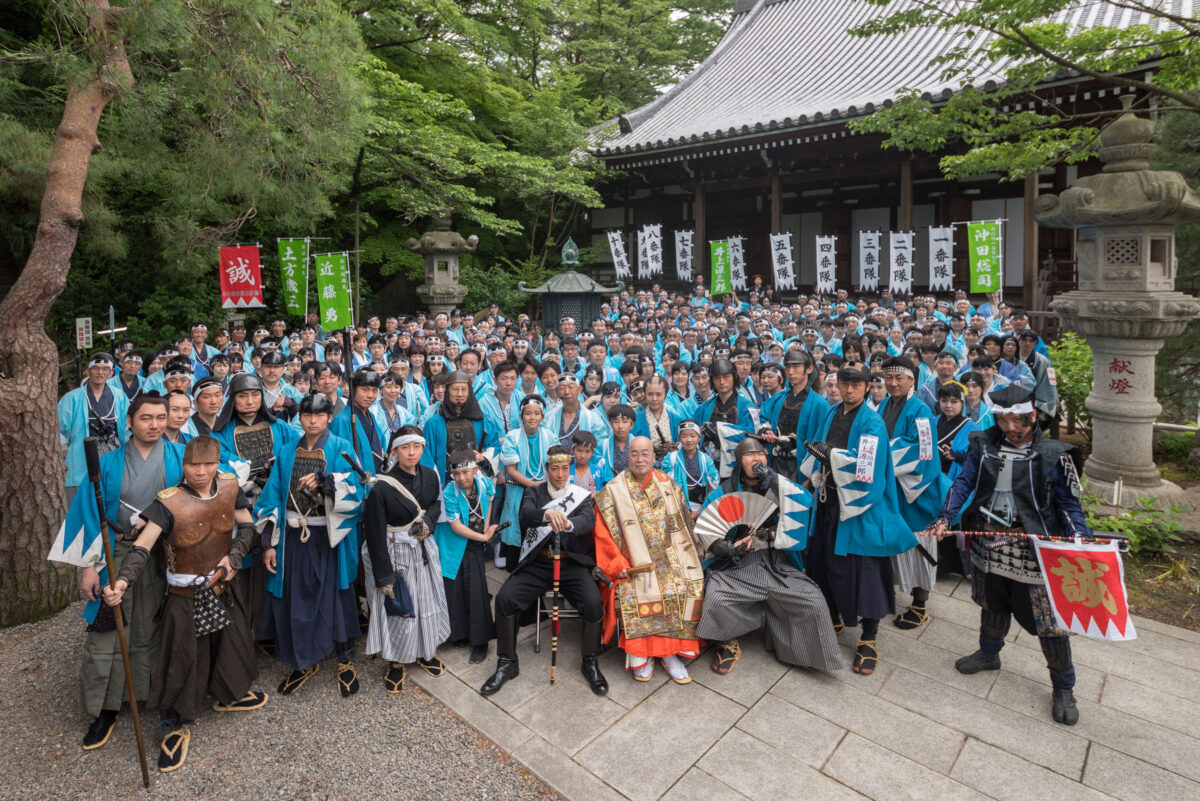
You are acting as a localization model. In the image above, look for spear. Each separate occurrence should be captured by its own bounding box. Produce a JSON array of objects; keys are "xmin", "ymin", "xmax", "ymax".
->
[
  {"xmin": 550, "ymin": 530, "xmax": 561, "ymax": 684},
  {"xmin": 84, "ymin": 438, "xmax": 150, "ymax": 787}
]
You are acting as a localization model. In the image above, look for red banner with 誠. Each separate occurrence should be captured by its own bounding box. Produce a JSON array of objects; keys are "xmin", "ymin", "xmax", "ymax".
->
[
  {"xmin": 219, "ymin": 244, "xmax": 265, "ymax": 309},
  {"xmin": 1031, "ymin": 538, "xmax": 1137, "ymax": 641}
]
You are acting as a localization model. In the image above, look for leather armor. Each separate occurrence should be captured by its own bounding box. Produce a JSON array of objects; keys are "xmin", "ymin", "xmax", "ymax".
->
[{"xmin": 159, "ymin": 475, "xmax": 238, "ymax": 575}]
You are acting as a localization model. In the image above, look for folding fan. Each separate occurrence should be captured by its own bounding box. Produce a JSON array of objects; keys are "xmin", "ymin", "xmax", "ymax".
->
[{"xmin": 693, "ymin": 492, "xmax": 778, "ymax": 553}]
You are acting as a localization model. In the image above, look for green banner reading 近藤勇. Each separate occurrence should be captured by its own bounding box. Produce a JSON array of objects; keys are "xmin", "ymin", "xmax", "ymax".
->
[
  {"xmin": 277, "ymin": 238, "xmax": 308, "ymax": 317},
  {"xmin": 314, "ymin": 252, "xmax": 353, "ymax": 329},
  {"xmin": 711, "ymin": 240, "xmax": 732, "ymax": 295},
  {"xmin": 967, "ymin": 221, "xmax": 1001, "ymax": 293}
]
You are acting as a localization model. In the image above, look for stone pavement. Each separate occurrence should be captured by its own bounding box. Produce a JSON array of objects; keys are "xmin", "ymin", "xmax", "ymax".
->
[{"xmin": 412, "ymin": 568, "xmax": 1200, "ymax": 801}]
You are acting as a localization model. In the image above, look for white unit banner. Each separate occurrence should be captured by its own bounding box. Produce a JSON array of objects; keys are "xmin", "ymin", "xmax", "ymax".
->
[
  {"xmin": 729, "ymin": 237, "xmax": 747, "ymax": 291},
  {"xmin": 675, "ymin": 230, "xmax": 694, "ymax": 282},
  {"xmin": 928, "ymin": 226, "xmax": 954, "ymax": 291},
  {"xmin": 889, "ymin": 231, "xmax": 913, "ymax": 295},
  {"xmin": 608, "ymin": 230, "xmax": 631, "ymax": 281},
  {"xmin": 638, "ymin": 224, "xmax": 663, "ymax": 279},
  {"xmin": 815, "ymin": 235, "xmax": 837, "ymax": 295},
  {"xmin": 769, "ymin": 233, "xmax": 795, "ymax": 290},
  {"xmin": 858, "ymin": 231, "xmax": 880, "ymax": 292}
]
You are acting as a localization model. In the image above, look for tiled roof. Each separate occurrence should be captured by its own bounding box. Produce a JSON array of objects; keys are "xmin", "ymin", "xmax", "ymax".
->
[{"xmin": 595, "ymin": 0, "xmax": 1190, "ymax": 157}]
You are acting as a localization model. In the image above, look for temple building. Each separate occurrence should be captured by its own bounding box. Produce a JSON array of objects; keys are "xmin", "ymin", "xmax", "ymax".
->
[{"xmin": 589, "ymin": 0, "xmax": 1167, "ymax": 330}]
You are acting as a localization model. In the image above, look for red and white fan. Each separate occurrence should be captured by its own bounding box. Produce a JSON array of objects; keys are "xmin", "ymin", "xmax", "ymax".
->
[{"xmin": 693, "ymin": 492, "xmax": 778, "ymax": 553}]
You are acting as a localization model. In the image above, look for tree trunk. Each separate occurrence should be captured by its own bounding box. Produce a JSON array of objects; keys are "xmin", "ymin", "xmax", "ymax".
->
[{"xmin": 0, "ymin": 0, "xmax": 133, "ymax": 627}]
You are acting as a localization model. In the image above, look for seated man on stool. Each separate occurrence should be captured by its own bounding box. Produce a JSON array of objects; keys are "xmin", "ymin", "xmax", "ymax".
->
[{"xmin": 481, "ymin": 445, "xmax": 608, "ymax": 696}]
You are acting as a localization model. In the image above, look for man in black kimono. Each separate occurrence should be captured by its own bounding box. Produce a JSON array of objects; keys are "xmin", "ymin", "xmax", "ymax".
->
[{"xmin": 481, "ymin": 445, "xmax": 608, "ymax": 697}]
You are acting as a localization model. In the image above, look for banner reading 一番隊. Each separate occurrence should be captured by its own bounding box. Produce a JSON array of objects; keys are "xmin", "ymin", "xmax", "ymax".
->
[{"xmin": 314, "ymin": 252, "xmax": 352, "ymax": 329}]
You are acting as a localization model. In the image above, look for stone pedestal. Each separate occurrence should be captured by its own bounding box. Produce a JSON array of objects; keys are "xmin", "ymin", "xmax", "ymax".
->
[
  {"xmin": 1035, "ymin": 98, "xmax": 1200, "ymax": 507},
  {"xmin": 407, "ymin": 214, "xmax": 476, "ymax": 315}
]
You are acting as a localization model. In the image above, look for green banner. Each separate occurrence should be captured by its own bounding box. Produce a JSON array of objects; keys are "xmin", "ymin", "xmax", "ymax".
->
[
  {"xmin": 967, "ymin": 221, "xmax": 1001, "ymax": 293},
  {"xmin": 315, "ymin": 252, "xmax": 352, "ymax": 329},
  {"xmin": 277, "ymin": 238, "xmax": 308, "ymax": 317},
  {"xmin": 711, "ymin": 240, "xmax": 732, "ymax": 295}
]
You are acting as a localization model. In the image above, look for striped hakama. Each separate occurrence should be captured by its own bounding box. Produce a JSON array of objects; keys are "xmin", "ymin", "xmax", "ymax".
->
[
  {"xmin": 697, "ymin": 549, "xmax": 844, "ymax": 670},
  {"xmin": 363, "ymin": 533, "xmax": 450, "ymax": 664},
  {"xmin": 893, "ymin": 533, "xmax": 937, "ymax": 594},
  {"xmin": 79, "ymin": 539, "xmax": 166, "ymax": 717}
]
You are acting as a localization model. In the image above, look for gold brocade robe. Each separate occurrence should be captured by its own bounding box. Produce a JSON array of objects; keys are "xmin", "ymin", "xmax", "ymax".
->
[{"xmin": 594, "ymin": 470, "xmax": 705, "ymax": 643}]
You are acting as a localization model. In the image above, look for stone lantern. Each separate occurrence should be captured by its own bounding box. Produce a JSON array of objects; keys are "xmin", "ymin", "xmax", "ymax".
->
[
  {"xmin": 1035, "ymin": 96, "xmax": 1200, "ymax": 504},
  {"xmin": 519, "ymin": 238, "xmax": 625, "ymax": 327},
  {"xmin": 407, "ymin": 213, "xmax": 476, "ymax": 315}
]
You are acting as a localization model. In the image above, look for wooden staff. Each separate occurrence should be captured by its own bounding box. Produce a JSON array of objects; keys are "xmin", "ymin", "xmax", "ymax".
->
[
  {"xmin": 550, "ymin": 529, "xmax": 561, "ymax": 684},
  {"xmin": 84, "ymin": 437, "xmax": 150, "ymax": 787}
]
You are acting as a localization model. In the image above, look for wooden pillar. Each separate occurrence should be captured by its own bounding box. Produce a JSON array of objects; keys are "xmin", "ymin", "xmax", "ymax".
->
[
  {"xmin": 694, "ymin": 182, "xmax": 706, "ymax": 281},
  {"xmin": 770, "ymin": 173, "xmax": 782, "ymax": 234},
  {"xmin": 898, "ymin": 158, "xmax": 913, "ymax": 231},
  {"xmin": 1023, "ymin": 172, "xmax": 1038, "ymax": 312}
]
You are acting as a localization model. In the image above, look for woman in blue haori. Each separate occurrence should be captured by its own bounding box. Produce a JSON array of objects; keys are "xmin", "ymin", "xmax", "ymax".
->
[{"xmin": 495, "ymin": 395, "xmax": 555, "ymax": 569}]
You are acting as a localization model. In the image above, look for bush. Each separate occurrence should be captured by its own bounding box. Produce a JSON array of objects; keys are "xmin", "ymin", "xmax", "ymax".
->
[
  {"xmin": 1155, "ymin": 430, "xmax": 1197, "ymax": 463},
  {"xmin": 1084, "ymin": 494, "xmax": 1185, "ymax": 556},
  {"xmin": 1048, "ymin": 332, "xmax": 1093, "ymax": 435}
]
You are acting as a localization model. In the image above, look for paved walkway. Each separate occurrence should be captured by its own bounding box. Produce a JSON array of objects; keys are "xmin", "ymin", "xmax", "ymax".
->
[{"xmin": 413, "ymin": 568, "xmax": 1200, "ymax": 801}]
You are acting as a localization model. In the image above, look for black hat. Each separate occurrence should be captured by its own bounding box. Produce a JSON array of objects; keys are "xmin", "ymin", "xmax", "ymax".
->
[
  {"xmin": 351, "ymin": 369, "xmax": 381, "ymax": 389},
  {"xmin": 215, "ymin": 373, "xmax": 277, "ymax": 429},
  {"xmin": 260, "ymin": 350, "xmax": 287, "ymax": 367},
  {"xmin": 299, "ymin": 393, "xmax": 335, "ymax": 415},
  {"xmin": 709, "ymin": 359, "xmax": 736, "ymax": 378},
  {"xmin": 836, "ymin": 366, "xmax": 871, "ymax": 384},
  {"xmin": 988, "ymin": 384, "xmax": 1035, "ymax": 415},
  {"xmin": 783, "ymin": 349, "xmax": 812, "ymax": 367}
]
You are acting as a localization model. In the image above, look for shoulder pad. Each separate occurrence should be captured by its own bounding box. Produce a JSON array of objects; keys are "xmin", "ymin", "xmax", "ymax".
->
[
  {"xmin": 157, "ymin": 486, "xmax": 180, "ymax": 500},
  {"xmin": 217, "ymin": 472, "xmax": 236, "ymax": 480}
]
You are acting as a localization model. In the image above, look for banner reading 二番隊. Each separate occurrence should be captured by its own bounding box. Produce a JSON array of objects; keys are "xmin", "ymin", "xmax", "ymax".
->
[
  {"xmin": 314, "ymin": 252, "xmax": 353, "ymax": 329},
  {"xmin": 968, "ymin": 221, "xmax": 1002, "ymax": 293}
]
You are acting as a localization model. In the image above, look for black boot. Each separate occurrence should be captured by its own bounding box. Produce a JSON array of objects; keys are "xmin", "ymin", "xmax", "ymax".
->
[
  {"xmin": 480, "ymin": 614, "xmax": 519, "ymax": 696},
  {"xmin": 954, "ymin": 649, "xmax": 1002, "ymax": 674},
  {"xmin": 579, "ymin": 618, "xmax": 609, "ymax": 695},
  {"xmin": 1052, "ymin": 688, "xmax": 1079, "ymax": 726},
  {"xmin": 1041, "ymin": 635, "xmax": 1079, "ymax": 725}
]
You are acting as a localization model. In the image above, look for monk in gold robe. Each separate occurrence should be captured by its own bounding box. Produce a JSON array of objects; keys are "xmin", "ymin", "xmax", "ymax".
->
[{"xmin": 594, "ymin": 436, "xmax": 705, "ymax": 684}]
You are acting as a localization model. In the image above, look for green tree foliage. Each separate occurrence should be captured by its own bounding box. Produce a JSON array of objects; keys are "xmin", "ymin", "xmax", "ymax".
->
[
  {"xmin": 2, "ymin": 0, "xmax": 365, "ymax": 346},
  {"xmin": 342, "ymin": 0, "xmax": 727, "ymax": 316},
  {"xmin": 846, "ymin": 0, "xmax": 1200, "ymax": 179},
  {"xmin": 1150, "ymin": 104, "xmax": 1200, "ymax": 421},
  {"xmin": 1047, "ymin": 331, "xmax": 1092, "ymax": 435},
  {"xmin": 2, "ymin": 0, "xmax": 729, "ymax": 347}
]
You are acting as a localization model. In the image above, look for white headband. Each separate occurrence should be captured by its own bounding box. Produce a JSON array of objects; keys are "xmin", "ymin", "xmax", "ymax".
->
[
  {"xmin": 391, "ymin": 434, "xmax": 426, "ymax": 449},
  {"xmin": 992, "ymin": 402, "xmax": 1034, "ymax": 415}
]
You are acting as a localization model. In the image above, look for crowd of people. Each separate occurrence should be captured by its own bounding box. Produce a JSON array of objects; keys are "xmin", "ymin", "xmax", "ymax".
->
[{"xmin": 51, "ymin": 277, "xmax": 1090, "ymax": 776}]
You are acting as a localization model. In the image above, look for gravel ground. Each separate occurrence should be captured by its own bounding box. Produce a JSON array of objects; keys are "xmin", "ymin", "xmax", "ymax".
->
[{"xmin": 1, "ymin": 602, "xmax": 559, "ymax": 801}]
